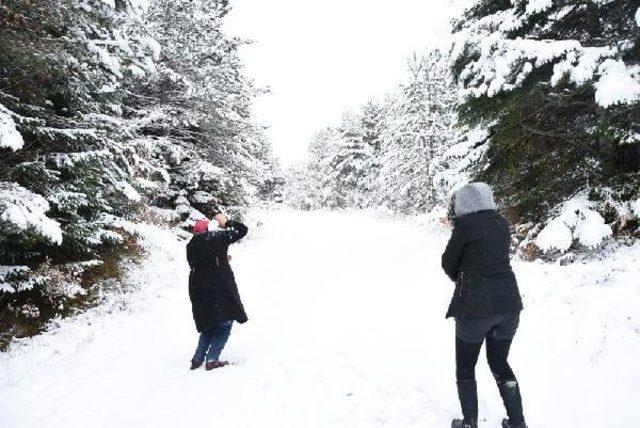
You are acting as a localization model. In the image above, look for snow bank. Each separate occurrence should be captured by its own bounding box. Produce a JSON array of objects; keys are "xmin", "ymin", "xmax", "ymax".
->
[
  {"xmin": 0, "ymin": 183, "xmax": 63, "ymax": 245},
  {"xmin": 536, "ymin": 194, "xmax": 612, "ymax": 253},
  {"xmin": 0, "ymin": 105, "xmax": 24, "ymax": 151}
]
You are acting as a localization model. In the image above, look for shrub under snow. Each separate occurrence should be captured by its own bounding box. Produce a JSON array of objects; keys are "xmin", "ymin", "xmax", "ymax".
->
[{"xmin": 536, "ymin": 194, "xmax": 612, "ymax": 253}]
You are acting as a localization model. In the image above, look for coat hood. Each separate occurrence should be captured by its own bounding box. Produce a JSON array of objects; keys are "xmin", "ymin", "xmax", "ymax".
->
[{"xmin": 453, "ymin": 182, "xmax": 496, "ymax": 217}]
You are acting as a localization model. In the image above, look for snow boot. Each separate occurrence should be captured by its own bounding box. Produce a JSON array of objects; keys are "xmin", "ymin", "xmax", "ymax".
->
[
  {"xmin": 501, "ymin": 419, "xmax": 527, "ymax": 428},
  {"xmin": 190, "ymin": 360, "xmax": 203, "ymax": 370},
  {"xmin": 205, "ymin": 360, "xmax": 230, "ymax": 371},
  {"xmin": 497, "ymin": 380, "xmax": 525, "ymax": 428},
  {"xmin": 451, "ymin": 419, "xmax": 478, "ymax": 428},
  {"xmin": 454, "ymin": 380, "xmax": 478, "ymax": 428}
]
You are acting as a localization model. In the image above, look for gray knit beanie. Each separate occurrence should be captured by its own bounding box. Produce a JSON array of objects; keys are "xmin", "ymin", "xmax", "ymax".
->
[{"xmin": 453, "ymin": 182, "xmax": 496, "ymax": 217}]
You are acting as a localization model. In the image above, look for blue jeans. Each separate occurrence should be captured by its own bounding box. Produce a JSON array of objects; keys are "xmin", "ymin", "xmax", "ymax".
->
[{"xmin": 192, "ymin": 320, "xmax": 233, "ymax": 364}]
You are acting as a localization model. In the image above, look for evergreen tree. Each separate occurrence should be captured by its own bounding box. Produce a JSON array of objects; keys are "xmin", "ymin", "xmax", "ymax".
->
[
  {"xmin": 321, "ymin": 112, "xmax": 374, "ymax": 208},
  {"xmin": 282, "ymin": 128, "xmax": 334, "ymax": 210},
  {"xmin": 451, "ymin": 0, "xmax": 640, "ymax": 223},
  {"xmin": 287, "ymin": 50, "xmax": 458, "ymax": 213},
  {"xmin": 378, "ymin": 51, "xmax": 458, "ymax": 213},
  {"xmin": 0, "ymin": 0, "xmax": 275, "ymax": 345},
  {"xmin": 360, "ymin": 100, "xmax": 384, "ymax": 205}
]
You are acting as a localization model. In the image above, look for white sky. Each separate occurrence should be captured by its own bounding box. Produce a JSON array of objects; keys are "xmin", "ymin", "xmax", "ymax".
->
[{"xmin": 225, "ymin": 0, "xmax": 467, "ymax": 166}]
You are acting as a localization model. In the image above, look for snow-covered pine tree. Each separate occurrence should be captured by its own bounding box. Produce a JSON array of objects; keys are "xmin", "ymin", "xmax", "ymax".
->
[
  {"xmin": 359, "ymin": 100, "xmax": 384, "ymax": 206},
  {"xmin": 318, "ymin": 112, "xmax": 373, "ymax": 208},
  {"xmin": 378, "ymin": 50, "xmax": 458, "ymax": 213},
  {"xmin": 0, "ymin": 0, "xmax": 275, "ymax": 346},
  {"xmin": 281, "ymin": 163, "xmax": 321, "ymax": 210},
  {"xmin": 282, "ymin": 127, "xmax": 331, "ymax": 210},
  {"xmin": 451, "ymin": 0, "xmax": 640, "ymax": 234},
  {"xmin": 129, "ymin": 0, "xmax": 275, "ymax": 217},
  {"xmin": 284, "ymin": 111, "xmax": 377, "ymax": 210},
  {"xmin": 419, "ymin": 50, "xmax": 460, "ymax": 208},
  {"xmin": 1, "ymin": 0, "xmax": 157, "ymax": 278},
  {"xmin": 289, "ymin": 50, "xmax": 458, "ymax": 212},
  {"xmin": 378, "ymin": 64, "xmax": 429, "ymax": 212},
  {"xmin": 298, "ymin": 127, "xmax": 337, "ymax": 208}
]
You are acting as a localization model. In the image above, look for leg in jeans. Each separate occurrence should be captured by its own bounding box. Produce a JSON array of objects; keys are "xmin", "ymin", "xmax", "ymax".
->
[
  {"xmin": 192, "ymin": 329, "xmax": 214, "ymax": 364},
  {"xmin": 206, "ymin": 320, "xmax": 233, "ymax": 363},
  {"xmin": 486, "ymin": 337, "xmax": 525, "ymax": 425},
  {"xmin": 456, "ymin": 337, "xmax": 483, "ymax": 424}
]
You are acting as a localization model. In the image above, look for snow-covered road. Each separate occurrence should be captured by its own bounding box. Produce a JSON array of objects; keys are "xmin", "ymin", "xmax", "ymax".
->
[{"xmin": 2, "ymin": 209, "xmax": 639, "ymax": 427}]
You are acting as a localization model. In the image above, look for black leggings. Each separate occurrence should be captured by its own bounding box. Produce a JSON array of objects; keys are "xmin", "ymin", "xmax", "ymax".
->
[
  {"xmin": 455, "ymin": 328, "xmax": 525, "ymax": 425},
  {"xmin": 456, "ymin": 336, "xmax": 516, "ymax": 383}
]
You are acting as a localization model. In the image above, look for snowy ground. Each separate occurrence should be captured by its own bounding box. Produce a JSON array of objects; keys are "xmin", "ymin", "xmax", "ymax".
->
[{"xmin": 1, "ymin": 209, "xmax": 639, "ymax": 427}]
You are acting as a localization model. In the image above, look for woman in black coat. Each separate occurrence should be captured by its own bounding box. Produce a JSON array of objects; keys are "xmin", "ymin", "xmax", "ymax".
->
[
  {"xmin": 187, "ymin": 213, "xmax": 248, "ymax": 371},
  {"xmin": 441, "ymin": 183, "xmax": 526, "ymax": 428}
]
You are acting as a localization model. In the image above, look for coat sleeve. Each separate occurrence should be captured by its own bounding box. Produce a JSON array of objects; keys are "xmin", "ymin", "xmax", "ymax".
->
[
  {"xmin": 219, "ymin": 220, "xmax": 248, "ymax": 244},
  {"xmin": 186, "ymin": 241, "xmax": 194, "ymax": 267},
  {"xmin": 441, "ymin": 222, "xmax": 466, "ymax": 283}
]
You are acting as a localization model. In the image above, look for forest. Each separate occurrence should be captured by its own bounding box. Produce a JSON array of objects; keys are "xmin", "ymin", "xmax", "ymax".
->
[
  {"xmin": 2, "ymin": 0, "xmax": 639, "ymax": 347},
  {"xmin": 1, "ymin": 2, "xmax": 640, "ymax": 426},
  {"xmin": 0, "ymin": 0, "xmax": 277, "ymax": 345},
  {"xmin": 287, "ymin": 0, "xmax": 640, "ymax": 259}
]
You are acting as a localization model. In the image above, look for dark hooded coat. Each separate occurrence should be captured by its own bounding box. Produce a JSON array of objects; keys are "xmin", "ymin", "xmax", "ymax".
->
[
  {"xmin": 187, "ymin": 220, "xmax": 249, "ymax": 332},
  {"xmin": 442, "ymin": 183, "xmax": 523, "ymax": 319}
]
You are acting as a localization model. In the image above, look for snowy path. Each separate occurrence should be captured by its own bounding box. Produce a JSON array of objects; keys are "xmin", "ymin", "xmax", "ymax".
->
[{"xmin": 2, "ymin": 209, "xmax": 640, "ymax": 427}]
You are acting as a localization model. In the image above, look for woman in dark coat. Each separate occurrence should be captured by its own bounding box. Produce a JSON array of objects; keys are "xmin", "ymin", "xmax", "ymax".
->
[
  {"xmin": 441, "ymin": 183, "xmax": 526, "ymax": 428},
  {"xmin": 187, "ymin": 213, "xmax": 248, "ymax": 371}
]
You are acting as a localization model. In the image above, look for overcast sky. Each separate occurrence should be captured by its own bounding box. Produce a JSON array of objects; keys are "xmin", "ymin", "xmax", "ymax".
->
[{"xmin": 225, "ymin": 0, "xmax": 467, "ymax": 166}]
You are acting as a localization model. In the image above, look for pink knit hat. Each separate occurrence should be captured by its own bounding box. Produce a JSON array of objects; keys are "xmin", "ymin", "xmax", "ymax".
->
[{"xmin": 192, "ymin": 219, "xmax": 210, "ymax": 234}]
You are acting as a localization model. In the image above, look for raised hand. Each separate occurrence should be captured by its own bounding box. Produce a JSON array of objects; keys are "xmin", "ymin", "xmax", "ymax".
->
[{"xmin": 214, "ymin": 213, "xmax": 229, "ymax": 228}]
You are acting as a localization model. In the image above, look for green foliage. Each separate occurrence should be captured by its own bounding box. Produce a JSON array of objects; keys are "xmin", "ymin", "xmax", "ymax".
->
[
  {"xmin": 477, "ymin": 87, "xmax": 598, "ymax": 221},
  {"xmin": 452, "ymin": 0, "xmax": 640, "ymax": 226},
  {"xmin": 454, "ymin": 0, "xmax": 512, "ymax": 31},
  {"xmin": 0, "ymin": 0, "xmax": 275, "ymax": 347},
  {"xmin": 11, "ymin": 162, "xmax": 61, "ymax": 194}
]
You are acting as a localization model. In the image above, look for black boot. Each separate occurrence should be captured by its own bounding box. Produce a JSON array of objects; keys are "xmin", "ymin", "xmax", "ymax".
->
[
  {"xmin": 497, "ymin": 380, "xmax": 526, "ymax": 428},
  {"xmin": 501, "ymin": 419, "xmax": 527, "ymax": 428},
  {"xmin": 451, "ymin": 419, "xmax": 478, "ymax": 428},
  {"xmin": 453, "ymin": 380, "xmax": 478, "ymax": 428}
]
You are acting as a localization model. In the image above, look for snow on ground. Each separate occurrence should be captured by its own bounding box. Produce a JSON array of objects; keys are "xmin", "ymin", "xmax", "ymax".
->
[{"xmin": 1, "ymin": 209, "xmax": 639, "ymax": 427}]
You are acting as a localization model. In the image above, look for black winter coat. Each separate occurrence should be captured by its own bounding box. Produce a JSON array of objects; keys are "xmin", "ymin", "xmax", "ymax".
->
[
  {"xmin": 187, "ymin": 220, "xmax": 249, "ymax": 332},
  {"xmin": 441, "ymin": 210, "xmax": 523, "ymax": 319}
]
